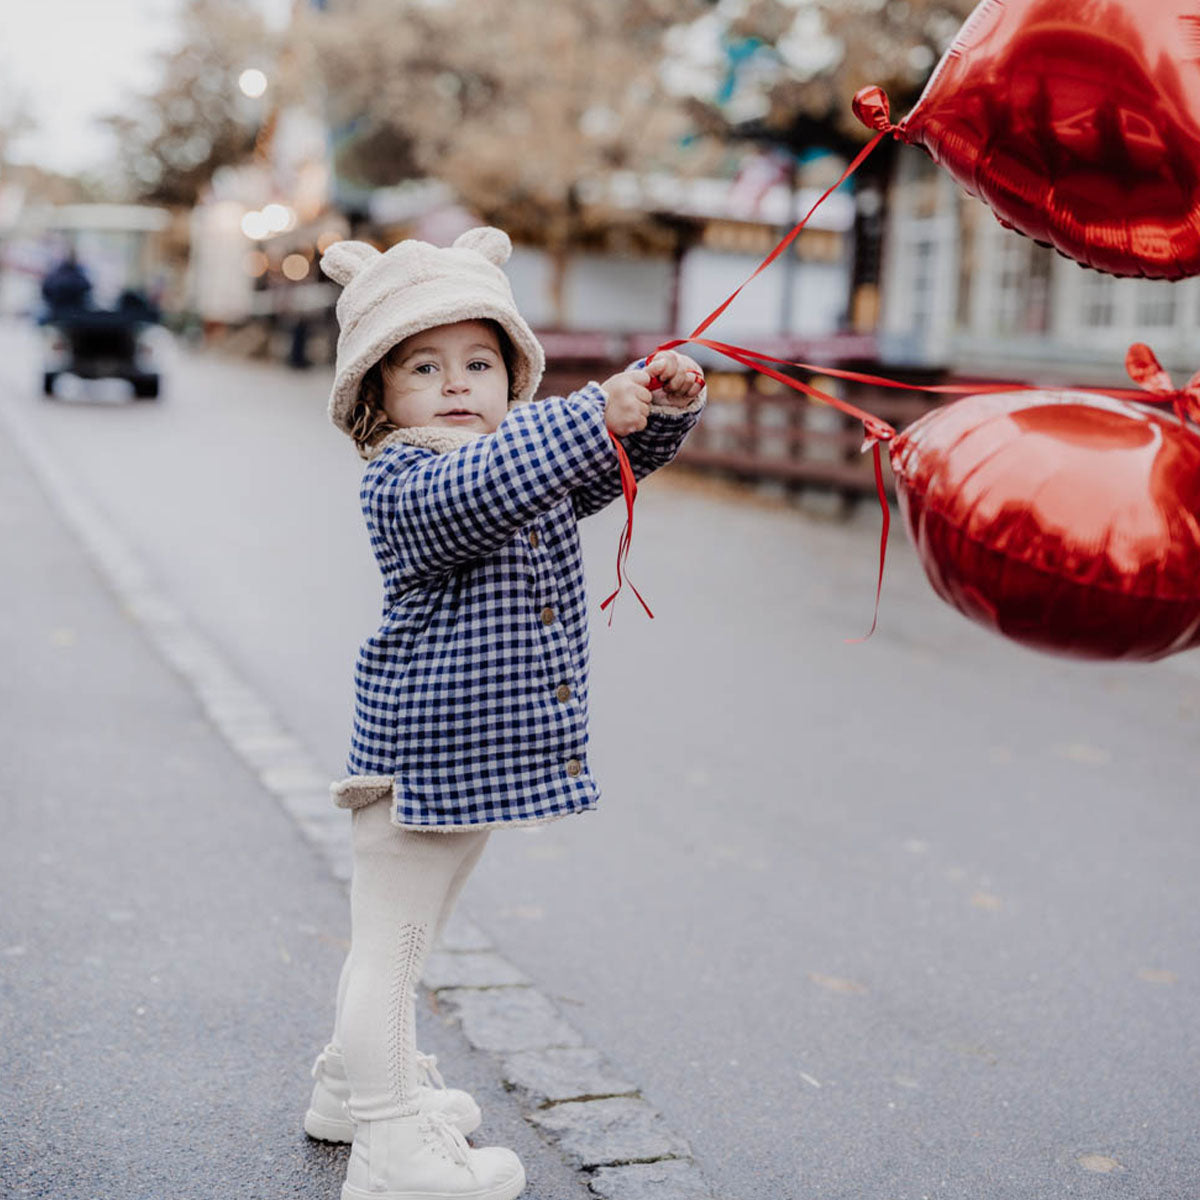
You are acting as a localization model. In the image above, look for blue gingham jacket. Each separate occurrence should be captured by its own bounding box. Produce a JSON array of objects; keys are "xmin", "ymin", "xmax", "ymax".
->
[{"xmin": 335, "ymin": 381, "xmax": 704, "ymax": 829}]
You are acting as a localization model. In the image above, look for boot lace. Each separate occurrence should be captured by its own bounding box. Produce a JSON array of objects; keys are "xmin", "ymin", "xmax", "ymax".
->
[
  {"xmin": 415, "ymin": 1051, "xmax": 447, "ymax": 1090},
  {"xmin": 424, "ymin": 1110, "xmax": 470, "ymax": 1166}
]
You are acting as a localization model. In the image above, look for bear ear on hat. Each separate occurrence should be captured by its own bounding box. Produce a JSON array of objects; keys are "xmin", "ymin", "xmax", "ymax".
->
[
  {"xmin": 453, "ymin": 227, "xmax": 512, "ymax": 266},
  {"xmin": 320, "ymin": 240, "xmax": 381, "ymax": 287}
]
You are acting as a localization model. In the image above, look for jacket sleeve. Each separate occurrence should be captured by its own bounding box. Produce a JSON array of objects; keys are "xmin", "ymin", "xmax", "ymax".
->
[
  {"xmin": 364, "ymin": 385, "xmax": 616, "ymax": 582},
  {"xmin": 571, "ymin": 373, "xmax": 706, "ymax": 521}
]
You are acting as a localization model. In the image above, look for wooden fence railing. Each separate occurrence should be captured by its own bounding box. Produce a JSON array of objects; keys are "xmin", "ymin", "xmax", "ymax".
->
[
  {"xmin": 537, "ymin": 331, "xmax": 951, "ymax": 501},
  {"xmin": 673, "ymin": 368, "xmax": 945, "ymax": 498}
]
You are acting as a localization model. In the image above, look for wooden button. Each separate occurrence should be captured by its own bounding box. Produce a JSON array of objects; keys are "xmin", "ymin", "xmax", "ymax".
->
[
  {"xmin": 541, "ymin": 606, "xmax": 555, "ymax": 625},
  {"xmin": 555, "ymin": 684, "xmax": 571, "ymax": 702},
  {"xmin": 529, "ymin": 530, "xmax": 540, "ymax": 548},
  {"xmin": 566, "ymin": 758, "xmax": 582, "ymax": 777}
]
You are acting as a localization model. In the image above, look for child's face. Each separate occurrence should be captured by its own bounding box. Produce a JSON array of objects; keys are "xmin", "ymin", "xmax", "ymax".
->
[{"xmin": 381, "ymin": 320, "xmax": 510, "ymax": 434}]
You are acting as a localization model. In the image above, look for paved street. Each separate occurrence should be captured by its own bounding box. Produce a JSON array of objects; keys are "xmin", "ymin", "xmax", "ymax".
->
[{"xmin": 2, "ymin": 317, "xmax": 1199, "ymax": 1200}]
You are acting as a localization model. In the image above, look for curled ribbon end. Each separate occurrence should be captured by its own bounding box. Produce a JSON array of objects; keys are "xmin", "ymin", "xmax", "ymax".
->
[
  {"xmin": 603, "ymin": 431, "xmax": 655, "ymax": 623},
  {"xmin": 851, "ymin": 440, "xmax": 891, "ymax": 645}
]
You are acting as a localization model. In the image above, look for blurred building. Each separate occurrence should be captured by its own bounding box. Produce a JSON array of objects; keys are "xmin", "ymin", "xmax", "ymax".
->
[
  {"xmin": 192, "ymin": 135, "xmax": 871, "ymax": 370},
  {"xmin": 879, "ymin": 148, "xmax": 1199, "ymax": 384},
  {"xmin": 0, "ymin": 201, "xmax": 174, "ymax": 317},
  {"xmin": 568, "ymin": 163, "xmax": 856, "ymax": 344},
  {"xmin": 179, "ymin": 0, "xmax": 878, "ymax": 368},
  {"xmin": 187, "ymin": 85, "xmax": 345, "ymax": 361}
]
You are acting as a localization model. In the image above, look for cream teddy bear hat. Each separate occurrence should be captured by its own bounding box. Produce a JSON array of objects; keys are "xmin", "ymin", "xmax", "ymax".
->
[{"xmin": 320, "ymin": 226, "xmax": 546, "ymax": 435}]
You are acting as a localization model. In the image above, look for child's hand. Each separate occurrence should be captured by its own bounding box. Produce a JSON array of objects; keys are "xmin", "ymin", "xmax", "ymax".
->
[
  {"xmin": 646, "ymin": 351, "xmax": 705, "ymax": 408},
  {"xmin": 600, "ymin": 368, "xmax": 653, "ymax": 436}
]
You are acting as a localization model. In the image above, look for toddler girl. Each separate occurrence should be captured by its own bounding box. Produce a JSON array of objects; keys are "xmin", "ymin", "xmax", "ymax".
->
[{"xmin": 304, "ymin": 227, "xmax": 704, "ymax": 1200}]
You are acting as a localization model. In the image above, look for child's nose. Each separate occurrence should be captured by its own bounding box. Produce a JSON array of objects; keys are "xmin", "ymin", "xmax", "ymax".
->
[{"xmin": 443, "ymin": 367, "xmax": 469, "ymax": 392}]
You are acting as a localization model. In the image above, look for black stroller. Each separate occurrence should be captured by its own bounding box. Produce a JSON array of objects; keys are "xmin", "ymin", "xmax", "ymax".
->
[
  {"xmin": 40, "ymin": 259, "xmax": 162, "ymax": 400},
  {"xmin": 41, "ymin": 288, "xmax": 163, "ymax": 400}
]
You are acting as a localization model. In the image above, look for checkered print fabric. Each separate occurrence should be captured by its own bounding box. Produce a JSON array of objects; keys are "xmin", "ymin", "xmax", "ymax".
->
[{"xmin": 346, "ymin": 383, "xmax": 702, "ymax": 829}]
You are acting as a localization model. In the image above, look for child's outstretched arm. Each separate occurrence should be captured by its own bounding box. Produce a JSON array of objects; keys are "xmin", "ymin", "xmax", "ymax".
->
[
  {"xmin": 572, "ymin": 350, "xmax": 706, "ymax": 520},
  {"xmin": 364, "ymin": 385, "xmax": 619, "ymax": 583}
]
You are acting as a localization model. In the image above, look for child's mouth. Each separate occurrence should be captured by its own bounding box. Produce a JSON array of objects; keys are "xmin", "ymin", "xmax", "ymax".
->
[{"xmin": 439, "ymin": 410, "xmax": 478, "ymax": 422}]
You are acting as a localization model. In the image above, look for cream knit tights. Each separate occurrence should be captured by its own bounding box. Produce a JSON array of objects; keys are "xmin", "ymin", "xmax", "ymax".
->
[{"xmin": 336, "ymin": 799, "xmax": 490, "ymax": 1124}]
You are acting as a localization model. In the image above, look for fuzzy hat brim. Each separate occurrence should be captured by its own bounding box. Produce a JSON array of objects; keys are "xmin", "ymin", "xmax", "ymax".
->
[{"xmin": 321, "ymin": 229, "xmax": 546, "ymax": 436}]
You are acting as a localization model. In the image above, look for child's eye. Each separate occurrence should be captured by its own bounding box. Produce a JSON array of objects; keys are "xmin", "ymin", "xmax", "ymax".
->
[
  {"xmin": 413, "ymin": 362, "xmax": 438, "ymax": 375},
  {"xmin": 467, "ymin": 360, "xmax": 491, "ymax": 371}
]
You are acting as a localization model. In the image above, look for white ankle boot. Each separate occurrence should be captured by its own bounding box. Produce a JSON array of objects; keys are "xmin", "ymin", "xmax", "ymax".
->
[
  {"xmin": 304, "ymin": 1045, "xmax": 482, "ymax": 1142},
  {"xmin": 341, "ymin": 1110, "xmax": 525, "ymax": 1200}
]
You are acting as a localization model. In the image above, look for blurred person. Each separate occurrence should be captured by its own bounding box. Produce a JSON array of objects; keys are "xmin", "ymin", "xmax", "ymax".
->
[
  {"xmin": 287, "ymin": 316, "xmax": 311, "ymax": 369},
  {"xmin": 304, "ymin": 227, "xmax": 705, "ymax": 1200},
  {"xmin": 40, "ymin": 248, "xmax": 92, "ymax": 318}
]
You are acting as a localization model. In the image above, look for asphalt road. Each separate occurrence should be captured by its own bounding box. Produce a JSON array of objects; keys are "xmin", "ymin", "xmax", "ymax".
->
[{"xmin": 2, "ymin": 319, "xmax": 1198, "ymax": 1199}]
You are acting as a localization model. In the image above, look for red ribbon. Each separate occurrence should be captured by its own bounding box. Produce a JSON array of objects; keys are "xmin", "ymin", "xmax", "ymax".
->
[
  {"xmin": 601, "ymin": 132, "xmax": 898, "ymax": 629},
  {"xmin": 1124, "ymin": 342, "xmax": 1200, "ymax": 427},
  {"xmin": 687, "ymin": 131, "xmax": 890, "ymax": 345},
  {"xmin": 671, "ymin": 340, "xmax": 895, "ymax": 641},
  {"xmin": 600, "ymin": 429, "xmax": 654, "ymax": 623},
  {"xmin": 599, "ymin": 124, "xmax": 1199, "ymax": 638}
]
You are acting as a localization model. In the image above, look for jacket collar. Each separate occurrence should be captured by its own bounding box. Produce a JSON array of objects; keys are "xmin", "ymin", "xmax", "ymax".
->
[{"xmin": 366, "ymin": 425, "xmax": 482, "ymax": 461}]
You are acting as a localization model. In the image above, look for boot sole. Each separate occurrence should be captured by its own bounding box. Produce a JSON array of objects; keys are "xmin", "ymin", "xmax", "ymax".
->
[
  {"xmin": 341, "ymin": 1163, "xmax": 526, "ymax": 1200},
  {"xmin": 305, "ymin": 1107, "xmax": 355, "ymax": 1143}
]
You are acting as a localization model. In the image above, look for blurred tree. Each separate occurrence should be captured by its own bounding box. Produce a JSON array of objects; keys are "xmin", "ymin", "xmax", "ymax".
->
[
  {"xmin": 777, "ymin": 0, "xmax": 977, "ymax": 139},
  {"xmin": 102, "ymin": 0, "xmax": 274, "ymax": 207},
  {"xmin": 664, "ymin": 0, "xmax": 977, "ymax": 332},
  {"xmin": 0, "ymin": 93, "xmax": 88, "ymax": 205},
  {"xmin": 307, "ymin": 0, "xmax": 714, "ymax": 324},
  {"xmin": 673, "ymin": 0, "xmax": 977, "ymax": 146}
]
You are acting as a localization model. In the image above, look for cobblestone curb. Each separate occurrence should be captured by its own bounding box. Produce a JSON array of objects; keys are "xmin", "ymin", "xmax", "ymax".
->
[{"xmin": 0, "ymin": 398, "xmax": 719, "ymax": 1200}]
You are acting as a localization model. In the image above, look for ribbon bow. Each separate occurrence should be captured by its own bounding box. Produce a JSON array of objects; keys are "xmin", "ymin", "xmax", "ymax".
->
[{"xmin": 1126, "ymin": 343, "xmax": 1200, "ymax": 427}]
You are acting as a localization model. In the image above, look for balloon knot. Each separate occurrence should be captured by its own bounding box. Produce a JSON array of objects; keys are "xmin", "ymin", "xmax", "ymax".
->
[
  {"xmin": 1179, "ymin": 386, "xmax": 1200, "ymax": 426},
  {"xmin": 852, "ymin": 86, "xmax": 896, "ymax": 134},
  {"xmin": 861, "ymin": 417, "xmax": 896, "ymax": 451}
]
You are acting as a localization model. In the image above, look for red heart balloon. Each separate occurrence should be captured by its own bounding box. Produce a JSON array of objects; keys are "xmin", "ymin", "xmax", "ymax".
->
[
  {"xmin": 889, "ymin": 386, "xmax": 1200, "ymax": 660},
  {"xmin": 856, "ymin": 0, "xmax": 1200, "ymax": 279}
]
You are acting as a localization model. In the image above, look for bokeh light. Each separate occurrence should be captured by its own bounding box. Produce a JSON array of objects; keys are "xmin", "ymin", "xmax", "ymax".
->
[
  {"xmin": 238, "ymin": 68, "xmax": 268, "ymax": 99},
  {"xmin": 240, "ymin": 210, "xmax": 270, "ymax": 240},
  {"xmin": 281, "ymin": 253, "xmax": 311, "ymax": 281},
  {"xmin": 316, "ymin": 231, "xmax": 343, "ymax": 254},
  {"xmin": 262, "ymin": 203, "xmax": 295, "ymax": 233},
  {"xmin": 243, "ymin": 251, "xmax": 269, "ymax": 278}
]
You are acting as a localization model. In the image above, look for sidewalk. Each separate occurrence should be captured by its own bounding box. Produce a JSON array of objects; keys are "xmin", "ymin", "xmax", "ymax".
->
[{"xmin": 0, "ymin": 403, "xmax": 593, "ymax": 1197}]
